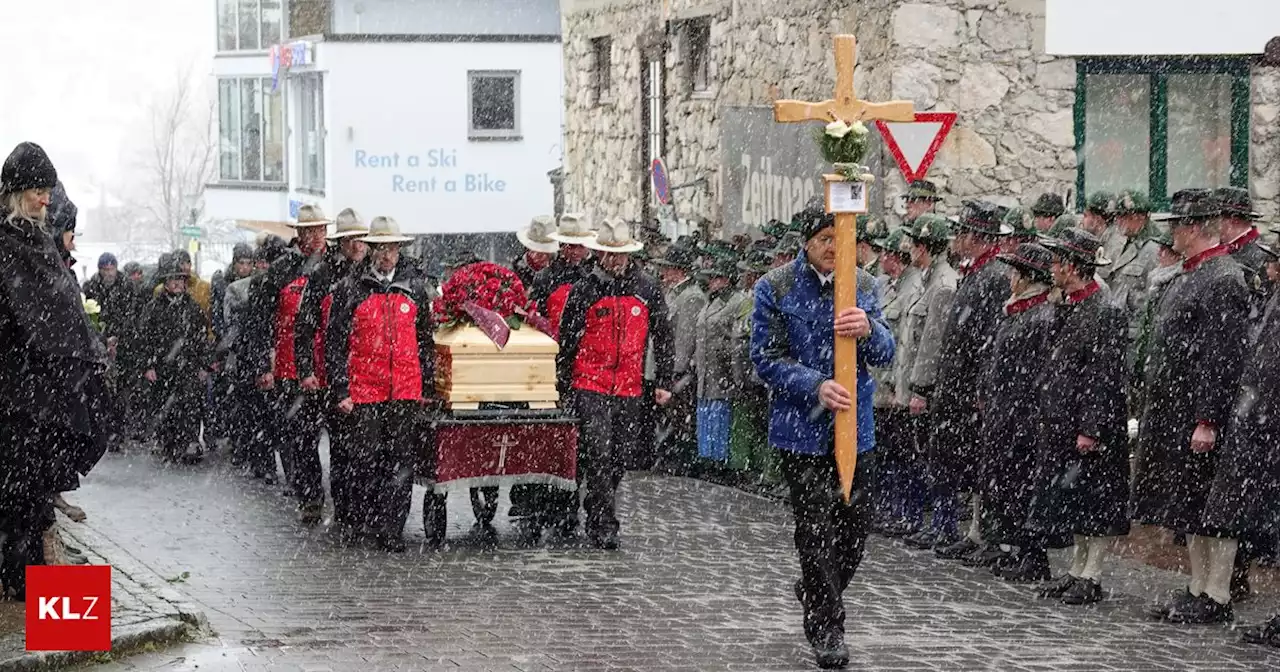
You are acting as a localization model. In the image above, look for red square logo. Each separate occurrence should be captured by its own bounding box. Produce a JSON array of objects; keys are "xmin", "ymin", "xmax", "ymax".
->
[{"xmin": 25, "ymin": 565, "xmax": 111, "ymax": 652}]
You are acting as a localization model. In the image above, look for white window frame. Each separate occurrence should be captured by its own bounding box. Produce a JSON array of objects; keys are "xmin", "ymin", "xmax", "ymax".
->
[
  {"xmin": 296, "ymin": 74, "xmax": 326, "ymax": 192},
  {"xmin": 467, "ymin": 70, "xmax": 522, "ymax": 141},
  {"xmin": 217, "ymin": 0, "xmax": 283, "ymax": 53},
  {"xmin": 217, "ymin": 76, "xmax": 286, "ymax": 184}
]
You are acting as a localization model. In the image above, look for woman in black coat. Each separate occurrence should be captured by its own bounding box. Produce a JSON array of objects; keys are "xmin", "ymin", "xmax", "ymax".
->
[
  {"xmin": 977, "ymin": 244, "xmax": 1058, "ymax": 581},
  {"xmin": 0, "ymin": 142, "xmax": 109, "ymax": 599},
  {"xmin": 1025, "ymin": 228, "xmax": 1130, "ymax": 607}
]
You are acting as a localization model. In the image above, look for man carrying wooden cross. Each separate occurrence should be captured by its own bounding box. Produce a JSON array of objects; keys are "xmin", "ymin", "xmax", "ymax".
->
[{"xmin": 751, "ymin": 209, "xmax": 895, "ymax": 669}]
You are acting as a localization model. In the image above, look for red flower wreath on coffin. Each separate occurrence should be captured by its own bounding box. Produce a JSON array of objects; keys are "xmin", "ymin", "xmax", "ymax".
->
[{"xmin": 431, "ymin": 262, "xmax": 552, "ymax": 344}]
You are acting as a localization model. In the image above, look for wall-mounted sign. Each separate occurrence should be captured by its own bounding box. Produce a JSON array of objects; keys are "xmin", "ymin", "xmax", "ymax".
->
[
  {"xmin": 875, "ymin": 112, "xmax": 957, "ymax": 184},
  {"xmin": 270, "ymin": 41, "xmax": 315, "ymax": 91},
  {"xmin": 651, "ymin": 158, "xmax": 671, "ymax": 205}
]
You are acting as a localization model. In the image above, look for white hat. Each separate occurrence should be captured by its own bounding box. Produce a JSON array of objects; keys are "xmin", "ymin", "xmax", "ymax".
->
[
  {"xmin": 516, "ymin": 215, "xmax": 560, "ymax": 254},
  {"xmin": 549, "ymin": 212, "xmax": 596, "ymax": 244},
  {"xmin": 328, "ymin": 208, "xmax": 368, "ymax": 240},
  {"xmin": 360, "ymin": 216, "xmax": 413, "ymax": 244},
  {"xmin": 291, "ymin": 204, "xmax": 332, "ymax": 228},
  {"xmin": 584, "ymin": 218, "xmax": 644, "ymax": 254}
]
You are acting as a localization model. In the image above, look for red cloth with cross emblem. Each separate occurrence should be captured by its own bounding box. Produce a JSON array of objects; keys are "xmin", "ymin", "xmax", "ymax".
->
[{"xmin": 431, "ymin": 418, "xmax": 577, "ymax": 491}]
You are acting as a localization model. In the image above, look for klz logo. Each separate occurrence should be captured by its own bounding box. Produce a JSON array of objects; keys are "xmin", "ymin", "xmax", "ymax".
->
[{"xmin": 26, "ymin": 565, "xmax": 111, "ymax": 651}]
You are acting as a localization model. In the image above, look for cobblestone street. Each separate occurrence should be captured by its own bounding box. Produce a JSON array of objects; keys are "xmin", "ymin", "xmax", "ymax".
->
[{"xmin": 66, "ymin": 445, "xmax": 1280, "ymax": 672}]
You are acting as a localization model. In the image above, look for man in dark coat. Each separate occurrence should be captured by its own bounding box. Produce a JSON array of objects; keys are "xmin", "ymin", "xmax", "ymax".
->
[
  {"xmin": 1024, "ymin": 228, "xmax": 1130, "ymax": 606},
  {"xmin": 1213, "ymin": 187, "xmax": 1272, "ymax": 329},
  {"xmin": 1133, "ymin": 189, "xmax": 1251, "ymax": 624},
  {"xmin": 918, "ymin": 201, "xmax": 1012, "ymax": 559},
  {"xmin": 976, "ymin": 243, "xmax": 1056, "ymax": 581},
  {"xmin": 139, "ymin": 256, "xmax": 213, "ymax": 463},
  {"xmin": 1230, "ymin": 246, "xmax": 1280, "ymax": 646}
]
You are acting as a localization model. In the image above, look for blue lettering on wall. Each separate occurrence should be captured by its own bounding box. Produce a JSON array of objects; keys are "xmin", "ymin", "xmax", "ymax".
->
[{"xmin": 355, "ymin": 149, "xmax": 507, "ymax": 195}]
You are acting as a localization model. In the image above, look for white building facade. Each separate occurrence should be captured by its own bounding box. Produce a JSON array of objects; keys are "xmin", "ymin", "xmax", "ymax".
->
[{"xmin": 205, "ymin": 0, "xmax": 564, "ymax": 252}]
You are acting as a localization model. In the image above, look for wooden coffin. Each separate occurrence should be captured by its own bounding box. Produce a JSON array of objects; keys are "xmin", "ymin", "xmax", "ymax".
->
[{"xmin": 434, "ymin": 325, "xmax": 560, "ymax": 408}]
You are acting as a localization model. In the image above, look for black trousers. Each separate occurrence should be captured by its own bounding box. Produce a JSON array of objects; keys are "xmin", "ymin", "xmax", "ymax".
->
[
  {"xmin": 346, "ymin": 402, "xmax": 419, "ymax": 540},
  {"xmin": 781, "ymin": 449, "xmax": 876, "ymax": 643},
  {"xmin": 154, "ymin": 368, "xmax": 204, "ymax": 457},
  {"xmin": 328, "ymin": 406, "xmax": 355, "ymax": 527},
  {"xmin": 549, "ymin": 391, "xmax": 643, "ymax": 540},
  {"xmin": 0, "ymin": 419, "xmax": 61, "ymax": 596},
  {"xmin": 272, "ymin": 380, "xmax": 325, "ymax": 505}
]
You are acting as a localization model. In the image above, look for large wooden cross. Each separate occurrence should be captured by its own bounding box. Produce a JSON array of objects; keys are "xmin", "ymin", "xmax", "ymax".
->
[{"xmin": 773, "ymin": 34, "xmax": 916, "ymax": 502}]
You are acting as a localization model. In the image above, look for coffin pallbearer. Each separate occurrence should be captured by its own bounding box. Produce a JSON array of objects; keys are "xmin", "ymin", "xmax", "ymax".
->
[
  {"xmin": 513, "ymin": 215, "xmax": 559, "ymax": 289},
  {"xmin": 751, "ymin": 209, "xmax": 894, "ymax": 670},
  {"xmin": 1133, "ymin": 189, "xmax": 1251, "ymax": 624},
  {"xmin": 245, "ymin": 204, "xmax": 332, "ymax": 524},
  {"xmin": 910, "ymin": 201, "xmax": 1011, "ymax": 560},
  {"xmin": 324, "ymin": 217, "xmax": 434, "ymax": 552},
  {"xmin": 555, "ymin": 219, "xmax": 675, "ymax": 550},
  {"xmin": 1213, "ymin": 187, "xmax": 1272, "ymax": 328},
  {"xmin": 509, "ymin": 213, "xmax": 595, "ymax": 545},
  {"xmin": 893, "ymin": 215, "xmax": 958, "ymax": 540},
  {"xmin": 647, "ymin": 242, "xmax": 707, "ymax": 474},
  {"xmin": 1098, "ymin": 189, "xmax": 1161, "ymax": 342},
  {"xmin": 693, "ymin": 258, "xmax": 747, "ymax": 476},
  {"xmin": 1030, "ymin": 193, "xmax": 1066, "ymax": 235},
  {"xmin": 868, "ymin": 228, "xmax": 922, "ymax": 533},
  {"xmin": 293, "ymin": 208, "xmax": 369, "ymax": 542},
  {"xmin": 1230, "ymin": 246, "xmax": 1280, "ymax": 645},
  {"xmin": 976, "ymin": 243, "xmax": 1056, "ymax": 580}
]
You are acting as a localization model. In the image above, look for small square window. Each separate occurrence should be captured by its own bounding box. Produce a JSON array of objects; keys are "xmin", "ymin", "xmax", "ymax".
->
[
  {"xmin": 686, "ymin": 18, "xmax": 711, "ymax": 93},
  {"xmin": 468, "ymin": 71, "xmax": 520, "ymax": 140},
  {"xmin": 592, "ymin": 36, "xmax": 612, "ymax": 104}
]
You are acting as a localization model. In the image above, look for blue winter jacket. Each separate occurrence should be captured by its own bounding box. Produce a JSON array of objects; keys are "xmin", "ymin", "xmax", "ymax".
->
[{"xmin": 750, "ymin": 253, "xmax": 896, "ymax": 455}]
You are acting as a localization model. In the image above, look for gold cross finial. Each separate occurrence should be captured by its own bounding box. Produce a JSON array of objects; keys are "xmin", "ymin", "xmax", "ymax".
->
[{"xmin": 773, "ymin": 35, "xmax": 916, "ymax": 125}]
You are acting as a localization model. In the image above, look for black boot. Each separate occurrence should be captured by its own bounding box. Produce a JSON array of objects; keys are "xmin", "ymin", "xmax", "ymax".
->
[
  {"xmin": 1060, "ymin": 577, "xmax": 1103, "ymax": 605},
  {"xmin": 1166, "ymin": 593, "xmax": 1234, "ymax": 625},
  {"xmin": 1038, "ymin": 574, "xmax": 1078, "ymax": 600},
  {"xmin": 961, "ymin": 544, "xmax": 1008, "ymax": 568},
  {"xmin": 812, "ymin": 631, "xmax": 850, "ymax": 670},
  {"xmin": 1232, "ymin": 566, "xmax": 1253, "ymax": 603},
  {"xmin": 995, "ymin": 548, "xmax": 1051, "ymax": 583},
  {"xmin": 903, "ymin": 529, "xmax": 943, "ymax": 550},
  {"xmin": 1145, "ymin": 588, "xmax": 1196, "ymax": 620},
  {"xmin": 935, "ymin": 537, "xmax": 980, "ymax": 560},
  {"xmin": 1240, "ymin": 615, "xmax": 1280, "ymax": 645}
]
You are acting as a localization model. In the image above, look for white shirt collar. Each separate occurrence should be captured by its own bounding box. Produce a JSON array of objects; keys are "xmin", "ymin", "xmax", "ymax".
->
[{"xmin": 810, "ymin": 264, "xmax": 833, "ymax": 286}]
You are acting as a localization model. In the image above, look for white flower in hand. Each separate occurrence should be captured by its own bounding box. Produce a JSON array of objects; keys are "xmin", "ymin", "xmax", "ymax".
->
[{"xmin": 825, "ymin": 120, "xmax": 852, "ymax": 139}]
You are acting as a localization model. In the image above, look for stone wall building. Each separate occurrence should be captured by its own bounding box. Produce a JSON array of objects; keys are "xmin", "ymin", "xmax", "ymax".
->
[{"xmin": 561, "ymin": 0, "xmax": 1280, "ymax": 236}]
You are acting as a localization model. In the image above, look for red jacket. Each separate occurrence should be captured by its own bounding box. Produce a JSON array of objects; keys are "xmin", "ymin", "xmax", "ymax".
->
[
  {"xmin": 531, "ymin": 257, "xmax": 593, "ymax": 341},
  {"xmin": 295, "ymin": 249, "xmax": 363, "ymax": 387},
  {"xmin": 244, "ymin": 248, "xmax": 326, "ymax": 380},
  {"xmin": 325, "ymin": 268, "xmax": 435, "ymax": 405},
  {"xmin": 556, "ymin": 265, "xmax": 674, "ymax": 398}
]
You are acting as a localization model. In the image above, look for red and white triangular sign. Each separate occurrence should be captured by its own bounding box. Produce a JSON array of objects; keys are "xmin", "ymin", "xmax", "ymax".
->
[{"xmin": 875, "ymin": 112, "xmax": 957, "ymax": 183}]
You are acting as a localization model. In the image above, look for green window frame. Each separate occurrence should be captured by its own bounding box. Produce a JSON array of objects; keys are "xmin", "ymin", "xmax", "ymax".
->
[{"xmin": 1074, "ymin": 57, "xmax": 1250, "ymax": 211}]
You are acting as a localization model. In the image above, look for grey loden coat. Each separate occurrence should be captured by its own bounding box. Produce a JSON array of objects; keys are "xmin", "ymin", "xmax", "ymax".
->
[
  {"xmin": 1131, "ymin": 251, "xmax": 1251, "ymax": 533},
  {"xmin": 1101, "ymin": 228, "xmax": 1161, "ymax": 340},
  {"xmin": 694, "ymin": 289, "xmax": 747, "ymax": 401},
  {"xmin": 873, "ymin": 266, "xmax": 924, "ymax": 409},
  {"xmin": 667, "ymin": 279, "xmax": 708, "ymax": 394},
  {"xmin": 1024, "ymin": 283, "xmax": 1132, "ymax": 543},
  {"xmin": 976, "ymin": 289, "xmax": 1057, "ymax": 545},
  {"xmin": 896, "ymin": 257, "xmax": 958, "ymax": 408},
  {"xmin": 928, "ymin": 251, "xmax": 1010, "ymax": 492}
]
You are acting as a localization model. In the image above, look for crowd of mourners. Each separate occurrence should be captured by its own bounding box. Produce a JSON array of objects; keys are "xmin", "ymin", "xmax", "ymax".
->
[{"xmin": 5, "ymin": 135, "xmax": 1280, "ymax": 665}]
